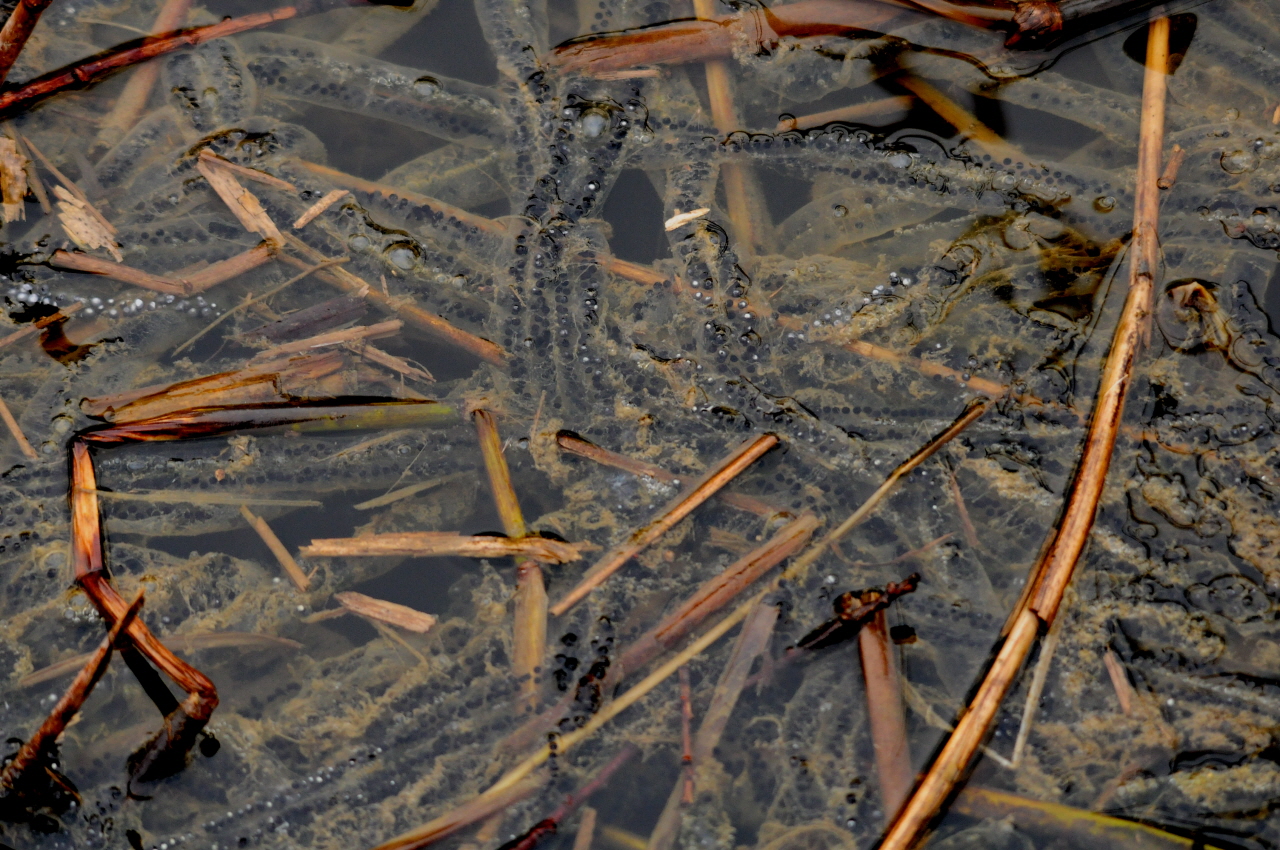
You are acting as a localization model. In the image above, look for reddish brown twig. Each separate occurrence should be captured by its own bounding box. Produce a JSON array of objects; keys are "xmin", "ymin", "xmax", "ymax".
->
[
  {"xmin": 0, "ymin": 0, "xmax": 54, "ymax": 87},
  {"xmin": 551, "ymin": 433, "xmax": 780, "ymax": 615},
  {"xmin": 880, "ymin": 16, "xmax": 1172, "ymax": 850},
  {"xmin": 795, "ymin": 574, "xmax": 921, "ymax": 652},
  {"xmin": 859, "ymin": 588, "xmax": 913, "ymax": 821},
  {"xmin": 302, "ymin": 531, "xmax": 585, "ymax": 563},
  {"xmin": 0, "ymin": 591, "xmax": 143, "ymax": 817},
  {"xmin": 495, "ymin": 746, "xmax": 638, "ymax": 850}
]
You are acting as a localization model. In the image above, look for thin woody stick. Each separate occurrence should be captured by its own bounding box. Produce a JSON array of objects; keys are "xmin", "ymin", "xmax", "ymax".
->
[
  {"xmin": 879, "ymin": 16, "xmax": 1171, "ymax": 850},
  {"xmin": 1010, "ymin": 616, "xmax": 1059, "ymax": 767},
  {"xmin": 944, "ymin": 462, "xmax": 980, "ymax": 551},
  {"xmin": 473, "ymin": 408, "xmax": 545, "ymax": 706},
  {"xmin": 776, "ymin": 96, "xmax": 914, "ymax": 132},
  {"xmin": 494, "ymin": 746, "xmax": 639, "ymax": 850},
  {"xmin": 0, "ymin": 0, "xmax": 53, "ymax": 87},
  {"xmin": 197, "ymin": 149, "xmax": 296, "ymax": 193},
  {"xmin": 573, "ymin": 808, "xmax": 598, "ymax": 850},
  {"xmin": 1102, "ymin": 649, "xmax": 1134, "ymax": 715},
  {"xmin": 335, "ymin": 591, "xmax": 436, "ymax": 633},
  {"xmin": 50, "ymin": 250, "xmax": 189, "ymax": 295},
  {"xmin": 281, "ymin": 234, "xmax": 509, "ymax": 366},
  {"xmin": 551, "ymin": 433, "xmax": 780, "ymax": 616},
  {"xmin": 859, "ymin": 588, "xmax": 913, "ymax": 821},
  {"xmin": 555, "ymin": 431, "xmax": 781, "ymax": 517},
  {"xmin": 93, "ymin": 0, "xmax": 194, "ymax": 149},
  {"xmin": 895, "ymin": 74, "xmax": 1023, "ymax": 162},
  {"xmin": 293, "ymin": 188, "xmax": 351, "ymax": 229},
  {"xmin": 1156, "ymin": 143, "xmax": 1185, "ymax": 190},
  {"xmin": 789, "ymin": 399, "xmax": 989, "ymax": 579},
  {"xmin": 370, "ymin": 777, "xmax": 545, "ymax": 850},
  {"xmin": 239, "ymin": 504, "xmax": 310, "ymax": 591},
  {"xmin": 0, "ymin": 591, "xmax": 144, "ymax": 800},
  {"xmin": 0, "ymin": 392, "xmax": 36, "ymax": 458},
  {"xmin": 177, "ymin": 242, "xmax": 276, "ymax": 293},
  {"xmin": 302, "ymin": 531, "xmax": 585, "ymax": 563}
]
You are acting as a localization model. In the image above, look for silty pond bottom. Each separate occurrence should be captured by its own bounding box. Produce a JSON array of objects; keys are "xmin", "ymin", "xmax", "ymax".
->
[{"xmin": 0, "ymin": 0, "xmax": 1277, "ymax": 847}]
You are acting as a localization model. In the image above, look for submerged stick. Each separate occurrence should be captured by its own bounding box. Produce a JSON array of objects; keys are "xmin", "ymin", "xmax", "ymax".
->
[
  {"xmin": 302, "ymin": 531, "xmax": 585, "ymax": 563},
  {"xmin": 240, "ymin": 505, "xmax": 310, "ymax": 591},
  {"xmin": 496, "ymin": 746, "xmax": 639, "ymax": 850},
  {"xmin": 0, "ymin": 393, "xmax": 36, "ymax": 458},
  {"xmin": 859, "ymin": 589, "xmax": 912, "ymax": 821},
  {"xmin": 551, "ymin": 433, "xmax": 779, "ymax": 615},
  {"xmin": 678, "ymin": 666, "xmax": 695, "ymax": 805},
  {"xmin": 370, "ymin": 777, "xmax": 545, "ymax": 850},
  {"xmin": 0, "ymin": 0, "xmax": 54, "ymax": 88},
  {"xmin": 335, "ymin": 591, "xmax": 436, "ymax": 633},
  {"xmin": 879, "ymin": 16, "xmax": 1171, "ymax": 849}
]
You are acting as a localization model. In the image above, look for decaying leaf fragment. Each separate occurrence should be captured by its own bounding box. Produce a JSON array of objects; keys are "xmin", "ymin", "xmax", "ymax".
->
[
  {"xmin": 196, "ymin": 156, "xmax": 285, "ymax": 246},
  {"xmin": 54, "ymin": 185, "xmax": 121, "ymax": 261},
  {"xmin": 0, "ymin": 137, "xmax": 27, "ymax": 223}
]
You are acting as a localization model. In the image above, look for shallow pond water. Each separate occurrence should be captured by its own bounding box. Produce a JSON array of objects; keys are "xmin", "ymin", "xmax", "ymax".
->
[{"xmin": 0, "ymin": 0, "xmax": 1279, "ymax": 847}]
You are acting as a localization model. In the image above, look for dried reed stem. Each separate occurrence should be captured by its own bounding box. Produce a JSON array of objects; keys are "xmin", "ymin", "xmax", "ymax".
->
[
  {"xmin": 239, "ymin": 504, "xmax": 310, "ymax": 591},
  {"xmin": 1010, "ymin": 615, "xmax": 1059, "ymax": 767},
  {"xmin": 293, "ymin": 188, "xmax": 351, "ymax": 229},
  {"xmin": 552, "ymin": 433, "xmax": 779, "ymax": 615},
  {"xmin": 335, "ymin": 591, "xmax": 436, "ymax": 633},
  {"xmin": 0, "ymin": 0, "xmax": 53, "ymax": 87},
  {"xmin": 474, "ymin": 409, "xmax": 527, "ymax": 538},
  {"xmin": 776, "ymin": 96, "xmax": 914, "ymax": 132},
  {"xmin": 198, "ymin": 149, "xmax": 296, "ymax": 193},
  {"xmin": 302, "ymin": 531, "xmax": 584, "ymax": 563},
  {"xmin": 50, "ymin": 250, "xmax": 189, "ymax": 294},
  {"xmin": 0, "ymin": 393, "xmax": 36, "ymax": 458},
  {"xmin": 369, "ymin": 776, "xmax": 544, "ymax": 850},
  {"xmin": 1102, "ymin": 649, "xmax": 1133, "ymax": 715},
  {"xmin": 573, "ymin": 808, "xmax": 598, "ymax": 850},
  {"xmin": 879, "ymin": 17, "xmax": 1171, "ymax": 849},
  {"xmin": 859, "ymin": 590, "xmax": 912, "ymax": 821},
  {"xmin": 944, "ymin": 462, "xmax": 980, "ymax": 551}
]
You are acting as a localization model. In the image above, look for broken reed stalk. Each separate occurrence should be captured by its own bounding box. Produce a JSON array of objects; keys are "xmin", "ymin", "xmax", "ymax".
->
[
  {"xmin": 0, "ymin": 300, "xmax": 82, "ymax": 351},
  {"xmin": 678, "ymin": 666, "xmax": 695, "ymax": 805},
  {"xmin": 776, "ymin": 96, "xmax": 914, "ymax": 132},
  {"xmin": 858, "ymin": 589, "xmax": 912, "ymax": 822},
  {"xmin": 293, "ymin": 188, "xmax": 351, "ymax": 229},
  {"xmin": 473, "ymin": 408, "xmax": 546, "ymax": 707},
  {"xmin": 239, "ymin": 504, "xmax": 310, "ymax": 591},
  {"xmin": 496, "ymin": 746, "xmax": 639, "ymax": 850},
  {"xmin": 50, "ymin": 249, "xmax": 187, "ymax": 294},
  {"xmin": 789, "ymin": 399, "xmax": 989, "ymax": 579},
  {"xmin": 1010, "ymin": 616, "xmax": 1059, "ymax": 767},
  {"xmin": 0, "ymin": 393, "xmax": 36, "ymax": 458},
  {"xmin": 894, "ymin": 74, "xmax": 1023, "ymax": 162},
  {"xmin": 198, "ymin": 149, "xmax": 296, "ymax": 193},
  {"xmin": 647, "ymin": 601, "xmax": 778, "ymax": 850},
  {"xmin": 334, "ymin": 591, "xmax": 436, "ymax": 633},
  {"xmin": 573, "ymin": 808, "xmax": 598, "ymax": 850},
  {"xmin": 0, "ymin": 0, "xmax": 53, "ymax": 88},
  {"xmin": 281, "ymin": 234, "xmax": 509, "ymax": 366},
  {"xmin": 303, "ymin": 531, "xmax": 584, "ymax": 563},
  {"xmin": 555, "ymin": 431, "xmax": 781, "ymax": 517},
  {"xmin": 551, "ymin": 432, "xmax": 779, "ymax": 615},
  {"xmin": 1102, "ymin": 649, "xmax": 1134, "ymax": 715},
  {"xmin": 0, "ymin": 591, "xmax": 143, "ymax": 798},
  {"xmin": 370, "ymin": 777, "xmax": 545, "ymax": 850},
  {"xmin": 944, "ymin": 462, "xmax": 980, "ymax": 551},
  {"xmin": 93, "ymin": 0, "xmax": 194, "ymax": 148},
  {"xmin": 878, "ymin": 16, "xmax": 1171, "ymax": 850}
]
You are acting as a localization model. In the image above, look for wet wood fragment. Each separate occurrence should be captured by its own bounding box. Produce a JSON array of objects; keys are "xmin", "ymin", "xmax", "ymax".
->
[
  {"xmin": 252, "ymin": 318, "xmax": 402, "ymax": 360},
  {"xmin": 347, "ymin": 341, "xmax": 435, "ymax": 384},
  {"xmin": 244, "ymin": 293, "xmax": 367, "ymax": 343},
  {"xmin": 177, "ymin": 242, "xmax": 276, "ymax": 293},
  {"xmin": 497, "ymin": 747, "xmax": 638, "ymax": 850},
  {"xmin": 0, "ymin": 393, "xmax": 38, "ymax": 459},
  {"xmin": 0, "ymin": 301, "xmax": 82, "ymax": 352},
  {"xmin": 293, "ymin": 188, "xmax": 351, "ymax": 229},
  {"xmin": 240, "ymin": 505, "xmax": 310, "ymax": 591},
  {"xmin": 0, "ymin": 135, "xmax": 27, "ymax": 222},
  {"xmin": 50, "ymin": 249, "xmax": 187, "ymax": 294},
  {"xmin": 776, "ymin": 96, "xmax": 914, "ymax": 132},
  {"xmin": 551, "ymin": 433, "xmax": 780, "ymax": 615},
  {"xmin": 334, "ymin": 591, "xmax": 435, "ymax": 633},
  {"xmin": 281, "ymin": 234, "xmax": 509, "ymax": 366},
  {"xmin": 302, "ymin": 531, "xmax": 585, "ymax": 563},
  {"xmin": 1102, "ymin": 649, "xmax": 1134, "ymax": 715},
  {"xmin": 197, "ymin": 149, "xmax": 296, "ymax": 193},
  {"xmin": 0, "ymin": 0, "xmax": 53, "ymax": 87},
  {"xmin": 859, "ymin": 588, "xmax": 913, "ymax": 821},
  {"xmin": 197, "ymin": 157, "xmax": 285, "ymax": 246},
  {"xmin": 3, "ymin": 126, "xmax": 47, "ymax": 213},
  {"xmin": 93, "ymin": 0, "xmax": 194, "ymax": 148},
  {"xmin": 54, "ymin": 186, "xmax": 122, "ymax": 261}
]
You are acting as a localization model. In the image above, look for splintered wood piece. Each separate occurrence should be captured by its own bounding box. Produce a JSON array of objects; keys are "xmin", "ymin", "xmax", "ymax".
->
[
  {"xmin": 352, "ymin": 474, "xmax": 458, "ymax": 510},
  {"xmin": 555, "ymin": 430, "xmax": 780, "ymax": 517},
  {"xmin": 281, "ymin": 234, "xmax": 509, "ymax": 366},
  {"xmin": 177, "ymin": 242, "xmax": 276, "ymax": 293},
  {"xmin": 617, "ymin": 513, "xmax": 818, "ymax": 678},
  {"xmin": 54, "ymin": 185, "xmax": 122, "ymax": 261},
  {"xmin": 347, "ymin": 342, "xmax": 435, "ymax": 383},
  {"xmin": 1157, "ymin": 143, "xmax": 1185, "ymax": 190},
  {"xmin": 244, "ymin": 293, "xmax": 368, "ymax": 344},
  {"xmin": 4, "ymin": 127, "xmax": 47, "ymax": 213},
  {"xmin": 1102, "ymin": 649, "xmax": 1134, "ymax": 715},
  {"xmin": 880, "ymin": 18, "xmax": 1172, "ymax": 850},
  {"xmin": 0, "ymin": 135, "xmax": 28, "ymax": 222},
  {"xmin": 573, "ymin": 808, "xmax": 597, "ymax": 850},
  {"xmin": 0, "ymin": 392, "xmax": 36, "ymax": 458},
  {"xmin": 239, "ymin": 505, "xmax": 309, "ymax": 591},
  {"xmin": 51, "ymin": 249, "xmax": 187, "ymax": 294},
  {"xmin": 0, "ymin": 0, "xmax": 53, "ymax": 87},
  {"xmin": 513, "ymin": 559, "xmax": 547, "ymax": 707},
  {"xmin": 473, "ymin": 408, "xmax": 526, "ymax": 538},
  {"xmin": 196, "ymin": 157, "xmax": 284, "ymax": 246},
  {"xmin": 252, "ymin": 318, "xmax": 402, "ymax": 359},
  {"xmin": 859, "ymin": 590, "xmax": 913, "ymax": 821},
  {"xmin": 0, "ymin": 301, "xmax": 83, "ymax": 352},
  {"xmin": 293, "ymin": 188, "xmax": 351, "ymax": 229},
  {"xmin": 1, "ymin": 591, "xmax": 143, "ymax": 797},
  {"xmin": 197, "ymin": 149, "xmax": 296, "ymax": 192},
  {"xmin": 334, "ymin": 591, "xmax": 436, "ymax": 633},
  {"xmin": 551, "ymin": 433, "xmax": 780, "ymax": 615},
  {"xmin": 301, "ymin": 531, "xmax": 586, "ymax": 564}
]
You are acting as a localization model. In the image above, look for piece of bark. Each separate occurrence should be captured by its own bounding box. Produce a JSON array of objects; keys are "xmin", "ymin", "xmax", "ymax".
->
[
  {"xmin": 54, "ymin": 185, "xmax": 121, "ymax": 261},
  {"xmin": 196, "ymin": 157, "xmax": 284, "ymax": 246},
  {"xmin": 334, "ymin": 591, "xmax": 436, "ymax": 633},
  {"xmin": 0, "ymin": 135, "xmax": 27, "ymax": 222},
  {"xmin": 197, "ymin": 149, "xmax": 296, "ymax": 192}
]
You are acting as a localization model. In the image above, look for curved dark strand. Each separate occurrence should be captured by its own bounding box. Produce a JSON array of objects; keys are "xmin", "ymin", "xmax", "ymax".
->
[{"xmin": 0, "ymin": 0, "xmax": 410, "ymax": 117}]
